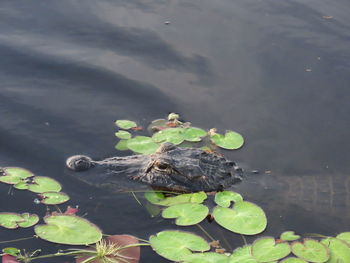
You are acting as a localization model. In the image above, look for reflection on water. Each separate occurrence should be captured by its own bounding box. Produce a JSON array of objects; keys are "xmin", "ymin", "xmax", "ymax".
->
[{"xmin": 0, "ymin": 0, "xmax": 350, "ymax": 262}]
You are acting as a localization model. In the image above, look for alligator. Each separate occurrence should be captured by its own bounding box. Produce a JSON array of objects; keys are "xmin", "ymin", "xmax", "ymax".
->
[{"xmin": 66, "ymin": 143, "xmax": 242, "ymax": 192}]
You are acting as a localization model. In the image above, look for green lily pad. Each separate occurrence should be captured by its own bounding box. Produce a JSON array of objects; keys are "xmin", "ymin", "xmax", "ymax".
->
[
  {"xmin": 229, "ymin": 245, "xmax": 258, "ymax": 263},
  {"xmin": 183, "ymin": 252, "xmax": 229, "ymax": 263},
  {"xmin": 291, "ymin": 239, "xmax": 330, "ymax": 262},
  {"xmin": 214, "ymin": 191, "xmax": 243, "ymax": 207},
  {"xmin": 39, "ymin": 192, "xmax": 70, "ymax": 205},
  {"xmin": 0, "ymin": 212, "xmax": 39, "ymax": 229},
  {"xmin": 145, "ymin": 191, "xmax": 207, "ymax": 206},
  {"xmin": 210, "ymin": 130, "xmax": 244, "ymax": 150},
  {"xmin": 336, "ymin": 232, "xmax": 350, "ymax": 245},
  {"xmin": 149, "ymin": 230, "xmax": 210, "ymax": 262},
  {"xmin": 280, "ymin": 258, "xmax": 308, "ymax": 263},
  {"xmin": 35, "ymin": 215, "xmax": 102, "ymax": 245},
  {"xmin": 126, "ymin": 136, "xmax": 159, "ymax": 154},
  {"xmin": 115, "ymin": 120, "xmax": 137, "ymax": 130},
  {"xmin": 252, "ymin": 237, "xmax": 291, "ymax": 262},
  {"xmin": 27, "ymin": 176, "xmax": 62, "ymax": 193},
  {"xmin": 17, "ymin": 213, "xmax": 39, "ymax": 228},
  {"xmin": 0, "ymin": 167, "xmax": 34, "ymax": 184},
  {"xmin": 162, "ymin": 203, "xmax": 209, "ymax": 226},
  {"xmin": 320, "ymin": 237, "xmax": 350, "ymax": 263},
  {"xmin": 2, "ymin": 247, "xmax": 21, "ymax": 257},
  {"xmin": 152, "ymin": 128, "xmax": 185, "ymax": 145},
  {"xmin": 13, "ymin": 181, "xmax": 29, "ymax": 190},
  {"xmin": 115, "ymin": 139, "xmax": 129, "ymax": 151},
  {"xmin": 183, "ymin": 127, "xmax": 207, "ymax": 142},
  {"xmin": 115, "ymin": 130, "xmax": 132, "ymax": 139},
  {"xmin": 213, "ymin": 201, "xmax": 267, "ymax": 235},
  {"xmin": 280, "ymin": 231, "xmax": 301, "ymax": 241}
]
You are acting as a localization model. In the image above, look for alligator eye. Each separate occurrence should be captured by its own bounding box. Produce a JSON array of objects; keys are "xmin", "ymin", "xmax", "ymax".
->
[{"xmin": 155, "ymin": 161, "xmax": 169, "ymax": 170}]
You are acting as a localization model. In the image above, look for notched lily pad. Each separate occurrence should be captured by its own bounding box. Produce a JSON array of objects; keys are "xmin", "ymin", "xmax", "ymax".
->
[
  {"xmin": 252, "ymin": 237, "xmax": 291, "ymax": 262},
  {"xmin": 115, "ymin": 120, "xmax": 137, "ymax": 130},
  {"xmin": 320, "ymin": 237, "xmax": 350, "ymax": 263},
  {"xmin": 17, "ymin": 213, "xmax": 39, "ymax": 228},
  {"xmin": 27, "ymin": 176, "xmax": 62, "ymax": 193},
  {"xmin": 280, "ymin": 231, "xmax": 301, "ymax": 241},
  {"xmin": 210, "ymin": 130, "xmax": 244, "ymax": 150},
  {"xmin": 115, "ymin": 130, "xmax": 132, "ymax": 139},
  {"xmin": 115, "ymin": 139, "xmax": 129, "ymax": 151},
  {"xmin": 126, "ymin": 136, "xmax": 159, "ymax": 154},
  {"xmin": 0, "ymin": 167, "xmax": 34, "ymax": 184},
  {"xmin": 183, "ymin": 127, "xmax": 207, "ymax": 142},
  {"xmin": 34, "ymin": 215, "xmax": 102, "ymax": 245},
  {"xmin": 213, "ymin": 201, "xmax": 267, "ymax": 235},
  {"xmin": 229, "ymin": 245, "xmax": 258, "ymax": 263},
  {"xmin": 214, "ymin": 191, "xmax": 243, "ymax": 207},
  {"xmin": 152, "ymin": 128, "xmax": 185, "ymax": 145},
  {"xmin": 162, "ymin": 203, "xmax": 209, "ymax": 226},
  {"xmin": 291, "ymin": 239, "xmax": 330, "ymax": 262},
  {"xmin": 0, "ymin": 212, "xmax": 39, "ymax": 229},
  {"xmin": 149, "ymin": 230, "xmax": 210, "ymax": 262},
  {"xmin": 39, "ymin": 192, "xmax": 70, "ymax": 205},
  {"xmin": 145, "ymin": 191, "xmax": 207, "ymax": 206}
]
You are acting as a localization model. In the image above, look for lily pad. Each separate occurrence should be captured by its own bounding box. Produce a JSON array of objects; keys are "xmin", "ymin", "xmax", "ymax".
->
[
  {"xmin": 280, "ymin": 258, "xmax": 308, "ymax": 263},
  {"xmin": 35, "ymin": 215, "xmax": 102, "ymax": 245},
  {"xmin": 291, "ymin": 239, "xmax": 330, "ymax": 262},
  {"xmin": 280, "ymin": 231, "xmax": 301, "ymax": 241},
  {"xmin": 252, "ymin": 237, "xmax": 291, "ymax": 262},
  {"xmin": 115, "ymin": 139, "xmax": 129, "ymax": 151},
  {"xmin": 214, "ymin": 191, "xmax": 243, "ymax": 207},
  {"xmin": 183, "ymin": 127, "xmax": 207, "ymax": 142},
  {"xmin": 0, "ymin": 167, "xmax": 34, "ymax": 184},
  {"xmin": 2, "ymin": 247, "xmax": 21, "ymax": 257},
  {"xmin": 336, "ymin": 232, "xmax": 350, "ymax": 245},
  {"xmin": 13, "ymin": 181, "xmax": 29, "ymax": 190},
  {"xmin": 27, "ymin": 176, "xmax": 62, "ymax": 193},
  {"xmin": 126, "ymin": 136, "xmax": 159, "ymax": 154},
  {"xmin": 145, "ymin": 191, "xmax": 207, "ymax": 206},
  {"xmin": 320, "ymin": 237, "xmax": 350, "ymax": 263},
  {"xmin": 229, "ymin": 245, "xmax": 258, "ymax": 263},
  {"xmin": 162, "ymin": 203, "xmax": 209, "ymax": 226},
  {"xmin": 213, "ymin": 201, "xmax": 267, "ymax": 235},
  {"xmin": 210, "ymin": 130, "xmax": 244, "ymax": 150},
  {"xmin": 152, "ymin": 128, "xmax": 185, "ymax": 145},
  {"xmin": 115, "ymin": 120, "xmax": 137, "ymax": 130},
  {"xmin": 39, "ymin": 192, "xmax": 70, "ymax": 205},
  {"xmin": 149, "ymin": 230, "xmax": 210, "ymax": 262},
  {"xmin": 183, "ymin": 252, "xmax": 229, "ymax": 263},
  {"xmin": 0, "ymin": 213, "xmax": 39, "ymax": 229},
  {"xmin": 17, "ymin": 213, "xmax": 39, "ymax": 228},
  {"xmin": 115, "ymin": 130, "xmax": 132, "ymax": 139}
]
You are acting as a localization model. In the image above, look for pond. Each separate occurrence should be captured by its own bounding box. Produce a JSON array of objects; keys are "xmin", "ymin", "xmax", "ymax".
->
[{"xmin": 0, "ymin": 0, "xmax": 350, "ymax": 262}]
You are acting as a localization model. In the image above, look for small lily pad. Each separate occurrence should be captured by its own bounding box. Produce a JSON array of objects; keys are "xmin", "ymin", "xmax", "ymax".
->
[
  {"xmin": 0, "ymin": 212, "xmax": 39, "ymax": 229},
  {"xmin": 162, "ymin": 203, "xmax": 209, "ymax": 226},
  {"xmin": 13, "ymin": 181, "xmax": 29, "ymax": 190},
  {"xmin": 149, "ymin": 230, "xmax": 210, "ymax": 262},
  {"xmin": 229, "ymin": 245, "xmax": 258, "ymax": 263},
  {"xmin": 183, "ymin": 127, "xmax": 207, "ymax": 142},
  {"xmin": 27, "ymin": 176, "xmax": 62, "ymax": 193},
  {"xmin": 152, "ymin": 128, "xmax": 185, "ymax": 145},
  {"xmin": 210, "ymin": 130, "xmax": 244, "ymax": 150},
  {"xmin": 35, "ymin": 215, "xmax": 102, "ymax": 245},
  {"xmin": 0, "ymin": 167, "xmax": 34, "ymax": 184},
  {"xmin": 280, "ymin": 231, "xmax": 301, "ymax": 241},
  {"xmin": 2, "ymin": 247, "xmax": 21, "ymax": 257},
  {"xmin": 320, "ymin": 237, "xmax": 350, "ymax": 263},
  {"xmin": 115, "ymin": 120, "xmax": 137, "ymax": 130},
  {"xmin": 126, "ymin": 136, "xmax": 159, "ymax": 154},
  {"xmin": 115, "ymin": 139, "xmax": 129, "ymax": 151},
  {"xmin": 213, "ymin": 201, "xmax": 267, "ymax": 235},
  {"xmin": 17, "ymin": 213, "xmax": 39, "ymax": 228},
  {"xmin": 145, "ymin": 191, "xmax": 207, "ymax": 206},
  {"xmin": 115, "ymin": 130, "xmax": 132, "ymax": 139},
  {"xmin": 252, "ymin": 237, "xmax": 291, "ymax": 262},
  {"xmin": 39, "ymin": 192, "xmax": 70, "ymax": 205},
  {"xmin": 214, "ymin": 191, "xmax": 243, "ymax": 207},
  {"xmin": 291, "ymin": 239, "xmax": 330, "ymax": 262},
  {"xmin": 280, "ymin": 258, "xmax": 308, "ymax": 263},
  {"xmin": 336, "ymin": 232, "xmax": 350, "ymax": 245},
  {"xmin": 183, "ymin": 252, "xmax": 229, "ymax": 263}
]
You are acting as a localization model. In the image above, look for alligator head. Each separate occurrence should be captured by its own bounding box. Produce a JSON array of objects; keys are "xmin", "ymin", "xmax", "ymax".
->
[{"xmin": 66, "ymin": 143, "xmax": 242, "ymax": 192}]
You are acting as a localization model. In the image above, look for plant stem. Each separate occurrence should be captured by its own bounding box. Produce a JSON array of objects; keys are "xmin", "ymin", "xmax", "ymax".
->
[
  {"xmin": 0, "ymin": 236, "xmax": 36, "ymax": 244},
  {"xmin": 196, "ymin": 224, "xmax": 216, "ymax": 242}
]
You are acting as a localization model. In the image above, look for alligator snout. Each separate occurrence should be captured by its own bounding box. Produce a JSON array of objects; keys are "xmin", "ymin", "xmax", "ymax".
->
[{"xmin": 66, "ymin": 155, "xmax": 93, "ymax": 171}]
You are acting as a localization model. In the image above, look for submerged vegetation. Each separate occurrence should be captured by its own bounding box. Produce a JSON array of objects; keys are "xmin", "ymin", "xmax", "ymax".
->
[{"xmin": 0, "ymin": 113, "xmax": 349, "ymax": 262}]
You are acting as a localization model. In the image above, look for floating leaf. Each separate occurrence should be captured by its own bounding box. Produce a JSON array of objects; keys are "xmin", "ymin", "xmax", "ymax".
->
[
  {"xmin": 13, "ymin": 182, "xmax": 29, "ymax": 190},
  {"xmin": 320, "ymin": 237, "xmax": 350, "ymax": 263},
  {"xmin": 336, "ymin": 232, "xmax": 350, "ymax": 245},
  {"xmin": 17, "ymin": 213, "xmax": 39, "ymax": 228},
  {"xmin": 0, "ymin": 213, "xmax": 38, "ymax": 229},
  {"xmin": 115, "ymin": 130, "xmax": 132, "ymax": 139},
  {"xmin": 39, "ymin": 192, "xmax": 70, "ymax": 205},
  {"xmin": 27, "ymin": 176, "xmax": 62, "ymax": 193},
  {"xmin": 126, "ymin": 136, "xmax": 159, "ymax": 154},
  {"xmin": 252, "ymin": 237, "xmax": 291, "ymax": 262},
  {"xmin": 145, "ymin": 191, "xmax": 207, "ymax": 206},
  {"xmin": 214, "ymin": 191, "xmax": 243, "ymax": 207},
  {"xmin": 280, "ymin": 258, "xmax": 308, "ymax": 263},
  {"xmin": 213, "ymin": 201, "xmax": 267, "ymax": 235},
  {"xmin": 149, "ymin": 230, "xmax": 210, "ymax": 262},
  {"xmin": 280, "ymin": 231, "xmax": 301, "ymax": 241},
  {"xmin": 229, "ymin": 245, "xmax": 258, "ymax": 263},
  {"xmin": 115, "ymin": 120, "xmax": 137, "ymax": 130},
  {"xmin": 183, "ymin": 127, "xmax": 207, "ymax": 142},
  {"xmin": 115, "ymin": 139, "xmax": 129, "ymax": 151},
  {"xmin": 2, "ymin": 248, "xmax": 20, "ymax": 257},
  {"xmin": 35, "ymin": 215, "xmax": 102, "ymax": 245},
  {"xmin": 210, "ymin": 130, "xmax": 244, "ymax": 150},
  {"xmin": 0, "ymin": 167, "xmax": 33, "ymax": 185},
  {"xmin": 291, "ymin": 239, "xmax": 329, "ymax": 262},
  {"xmin": 183, "ymin": 252, "xmax": 229, "ymax": 263},
  {"xmin": 152, "ymin": 128, "xmax": 185, "ymax": 145},
  {"xmin": 162, "ymin": 203, "xmax": 208, "ymax": 226}
]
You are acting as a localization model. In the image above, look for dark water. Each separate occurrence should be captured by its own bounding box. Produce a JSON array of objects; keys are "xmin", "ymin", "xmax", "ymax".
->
[{"xmin": 0, "ymin": 0, "xmax": 349, "ymax": 262}]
